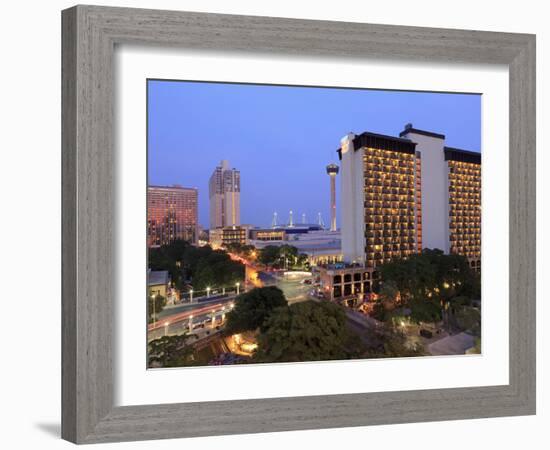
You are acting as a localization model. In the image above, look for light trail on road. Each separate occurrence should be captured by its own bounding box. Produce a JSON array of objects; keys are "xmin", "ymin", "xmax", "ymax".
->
[{"xmin": 148, "ymin": 300, "xmax": 232, "ymax": 331}]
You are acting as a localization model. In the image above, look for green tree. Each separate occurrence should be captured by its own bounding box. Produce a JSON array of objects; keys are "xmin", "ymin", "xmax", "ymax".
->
[
  {"xmin": 472, "ymin": 337, "xmax": 482, "ymax": 354},
  {"xmin": 368, "ymin": 324, "xmax": 426, "ymax": 358},
  {"xmin": 376, "ymin": 249, "xmax": 481, "ymax": 331},
  {"xmin": 296, "ymin": 253, "xmax": 310, "ymax": 270},
  {"xmin": 148, "ymin": 294, "xmax": 166, "ymax": 322},
  {"xmin": 224, "ymin": 286, "xmax": 288, "ymax": 334},
  {"xmin": 181, "ymin": 245, "xmax": 245, "ymax": 291},
  {"xmin": 258, "ymin": 245, "xmax": 281, "ymax": 267},
  {"xmin": 279, "ymin": 245, "xmax": 298, "ymax": 268},
  {"xmin": 225, "ymin": 242, "xmax": 255, "ymax": 259},
  {"xmin": 254, "ymin": 301, "xmax": 363, "ymax": 363},
  {"xmin": 407, "ymin": 296, "xmax": 442, "ymax": 326},
  {"xmin": 192, "ymin": 260, "xmax": 217, "ymax": 291},
  {"xmin": 454, "ymin": 306, "xmax": 481, "ymax": 336},
  {"xmin": 148, "ymin": 333, "xmax": 194, "ymax": 367},
  {"xmin": 148, "ymin": 239, "xmax": 245, "ymax": 299},
  {"xmin": 148, "ymin": 239, "xmax": 190, "ymax": 290}
]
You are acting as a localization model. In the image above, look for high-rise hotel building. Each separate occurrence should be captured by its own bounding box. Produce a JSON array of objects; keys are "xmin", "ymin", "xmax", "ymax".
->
[
  {"xmin": 445, "ymin": 148, "xmax": 481, "ymax": 269},
  {"xmin": 321, "ymin": 126, "xmax": 481, "ymax": 304},
  {"xmin": 399, "ymin": 125, "xmax": 481, "ymax": 272},
  {"xmin": 339, "ymin": 132, "xmax": 423, "ymax": 268},
  {"xmin": 209, "ymin": 160, "xmax": 241, "ymax": 229},
  {"xmin": 147, "ymin": 185, "xmax": 199, "ymax": 247}
]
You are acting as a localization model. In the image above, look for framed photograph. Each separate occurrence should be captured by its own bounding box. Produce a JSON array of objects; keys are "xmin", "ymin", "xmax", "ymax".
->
[{"xmin": 62, "ymin": 5, "xmax": 536, "ymax": 444}]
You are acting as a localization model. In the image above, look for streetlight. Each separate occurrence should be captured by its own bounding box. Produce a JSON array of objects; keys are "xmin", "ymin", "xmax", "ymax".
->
[
  {"xmin": 189, "ymin": 289, "xmax": 193, "ymax": 303},
  {"xmin": 188, "ymin": 315, "xmax": 194, "ymax": 332},
  {"xmin": 151, "ymin": 293, "xmax": 160, "ymax": 324},
  {"xmin": 164, "ymin": 321, "xmax": 169, "ymax": 336},
  {"xmin": 206, "ymin": 286, "xmax": 211, "ymax": 298},
  {"xmin": 236, "ymin": 282, "xmax": 240, "ymax": 295}
]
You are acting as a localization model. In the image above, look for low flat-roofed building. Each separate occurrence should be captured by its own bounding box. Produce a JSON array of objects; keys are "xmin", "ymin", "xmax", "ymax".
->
[
  {"xmin": 209, "ymin": 226, "xmax": 248, "ymax": 248},
  {"xmin": 318, "ymin": 263, "xmax": 376, "ymax": 307},
  {"xmin": 249, "ymin": 228, "xmax": 286, "ymax": 241},
  {"xmin": 148, "ymin": 269, "xmax": 170, "ymax": 299}
]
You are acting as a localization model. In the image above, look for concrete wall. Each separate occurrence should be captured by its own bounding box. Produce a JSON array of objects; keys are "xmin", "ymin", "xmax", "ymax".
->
[
  {"xmin": 402, "ymin": 131, "xmax": 449, "ymax": 253},
  {"xmin": 340, "ymin": 133, "xmax": 365, "ymax": 264}
]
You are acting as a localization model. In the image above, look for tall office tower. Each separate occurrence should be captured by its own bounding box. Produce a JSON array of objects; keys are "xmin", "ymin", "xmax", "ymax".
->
[
  {"xmin": 147, "ymin": 185, "xmax": 199, "ymax": 247},
  {"xmin": 339, "ymin": 132, "xmax": 421, "ymax": 267},
  {"xmin": 208, "ymin": 160, "xmax": 241, "ymax": 229},
  {"xmin": 326, "ymin": 163, "xmax": 339, "ymax": 231},
  {"xmin": 400, "ymin": 124, "xmax": 481, "ymax": 272}
]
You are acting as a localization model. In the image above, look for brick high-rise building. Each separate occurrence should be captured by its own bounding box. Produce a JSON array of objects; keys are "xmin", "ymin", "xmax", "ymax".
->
[{"xmin": 147, "ymin": 185, "xmax": 199, "ymax": 247}]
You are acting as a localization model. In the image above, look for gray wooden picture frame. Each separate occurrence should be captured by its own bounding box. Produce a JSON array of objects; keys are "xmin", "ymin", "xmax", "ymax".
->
[{"xmin": 61, "ymin": 5, "xmax": 536, "ymax": 444}]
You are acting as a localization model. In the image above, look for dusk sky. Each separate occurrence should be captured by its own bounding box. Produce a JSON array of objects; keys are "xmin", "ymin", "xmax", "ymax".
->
[{"xmin": 148, "ymin": 80, "xmax": 481, "ymax": 229}]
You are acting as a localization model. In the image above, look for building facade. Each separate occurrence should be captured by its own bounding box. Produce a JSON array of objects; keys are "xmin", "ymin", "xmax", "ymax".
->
[
  {"xmin": 339, "ymin": 131, "xmax": 422, "ymax": 267},
  {"xmin": 400, "ymin": 125, "xmax": 481, "ymax": 272},
  {"xmin": 209, "ymin": 160, "xmax": 241, "ymax": 229},
  {"xmin": 321, "ymin": 126, "xmax": 481, "ymax": 305},
  {"xmin": 147, "ymin": 269, "xmax": 170, "ymax": 299},
  {"xmin": 445, "ymin": 147, "xmax": 482, "ymax": 271},
  {"xmin": 319, "ymin": 264, "xmax": 375, "ymax": 305},
  {"xmin": 147, "ymin": 185, "xmax": 199, "ymax": 247},
  {"xmin": 249, "ymin": 228, "xmax": 286, "ymax": 241},
  {"xmin": 209, "ymin": 226, "xmax": 248, "ymax": 248}
]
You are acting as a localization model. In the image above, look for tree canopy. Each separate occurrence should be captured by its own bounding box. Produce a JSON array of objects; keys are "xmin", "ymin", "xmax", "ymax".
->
[
  {"xmin": 148, "ymin": 239, "xmax": 189, "ymax": 290},
  {"xmin": 225, "ymin": 242, "xmax": 256, "ymax": 259},
  {"xmin": 364, "ymin": 324, "xmax": 426, "ymax": 358},
  {"xmin": 258, "ymin": 244, "xmax": 308, "ymax": 269},
  {"xmin": 374, "ymin": 249, "xmax": 481, "ymax": 330},
  {"xmin": 377, "ymin": 249, "xmax": 480, "ymax": 301},
  {"xmin": 224, "ymin": 286, "xmax": 288, "ymax": 334},
  {"xmin": 253, "ymin": 301, "xmax": 363, "ymax": 363},
  {"xmin": 148, "ymin": 239, "xmax": 245, "ymax": 293},
  {"xmin": 148, "ymin": 333, "xmax": 195, "ymax": 368},
  {"xmin": 258, "ymin": 245, "xmax": 281, "ymax": 267}
]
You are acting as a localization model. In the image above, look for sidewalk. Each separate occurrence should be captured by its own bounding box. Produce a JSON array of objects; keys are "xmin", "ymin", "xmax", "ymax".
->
[{"xmin": 428, "ymin": 332, "xmax": 475, "ymax": 356}]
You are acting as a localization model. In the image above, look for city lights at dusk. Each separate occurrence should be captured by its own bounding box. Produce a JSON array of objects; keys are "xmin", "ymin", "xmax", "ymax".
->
[{"xmin": 146, "ymin": 80, "xmax": 482, "ymax": 368}]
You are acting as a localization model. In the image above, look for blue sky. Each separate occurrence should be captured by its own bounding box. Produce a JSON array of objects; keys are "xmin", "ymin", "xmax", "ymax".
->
[{"xmin": 148, "ymin": 80, "xmax": 481, "ymax": 229}]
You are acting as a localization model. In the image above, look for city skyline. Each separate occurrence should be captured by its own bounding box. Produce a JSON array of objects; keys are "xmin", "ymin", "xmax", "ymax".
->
[{"xmin": 148, "ymin": 80, "xmax": 481, "ymax": 229}]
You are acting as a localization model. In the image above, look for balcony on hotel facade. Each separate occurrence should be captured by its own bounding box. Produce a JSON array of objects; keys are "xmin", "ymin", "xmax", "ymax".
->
[
  {"xmin": 446, "ymin": 154, "xmax": 482, "ymax": 272},
  {"xmin": 362, "ymin": 146, "xmax": 420, "ymax": 268}
]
